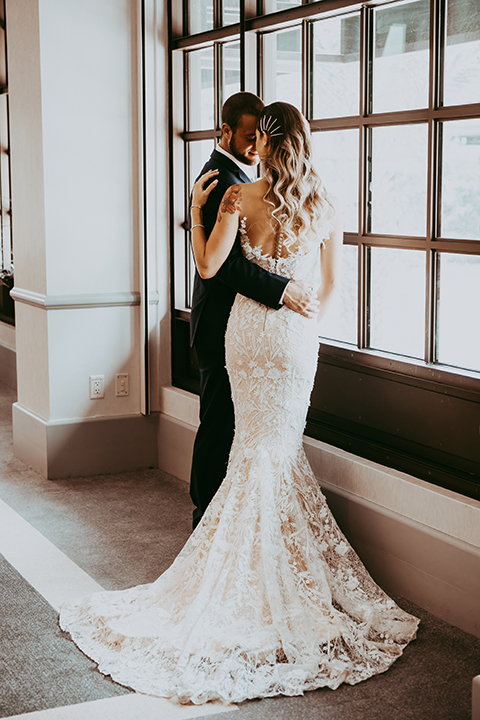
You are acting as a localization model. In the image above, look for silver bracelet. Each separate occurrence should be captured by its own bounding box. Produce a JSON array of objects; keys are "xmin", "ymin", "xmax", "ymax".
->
[
  {"xmin": 191, "ymin": 224, "xmax": 204, "ymax": 230},
  {"xmin": 191, "ymin": 205, "xmax": 203, "ymax": 211}
]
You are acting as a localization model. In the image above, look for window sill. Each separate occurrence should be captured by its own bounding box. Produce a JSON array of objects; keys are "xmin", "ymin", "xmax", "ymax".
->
[{"xmin": 159, "ymin": 383, "xmax": 480, "ymax": 549}]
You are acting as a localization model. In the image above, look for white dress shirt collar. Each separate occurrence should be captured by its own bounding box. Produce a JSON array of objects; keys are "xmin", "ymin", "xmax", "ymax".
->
[{"xmin": 215, "ymin": 144, "xmax": 257, "ymax": 180}]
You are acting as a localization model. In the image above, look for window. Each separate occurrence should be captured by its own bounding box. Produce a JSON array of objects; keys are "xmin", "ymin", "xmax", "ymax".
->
[{"xmin": 169, "ymin": 0, "xmax": 480, "ymax": 499}]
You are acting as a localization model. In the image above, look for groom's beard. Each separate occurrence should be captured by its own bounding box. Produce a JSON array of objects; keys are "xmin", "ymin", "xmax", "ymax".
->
[{"xmin": 229, "ymin": 134, "xmax": 258, "ymax": 167}]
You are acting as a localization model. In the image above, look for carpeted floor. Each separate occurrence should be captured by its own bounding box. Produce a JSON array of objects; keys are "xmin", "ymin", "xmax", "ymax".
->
[
  {"xmin": 0, "ymin": 379, "xmax": 479, "ymax": 719},
  {"xmin": 0, "ymin": 554, "xmax": 129, "ymax": 718}
]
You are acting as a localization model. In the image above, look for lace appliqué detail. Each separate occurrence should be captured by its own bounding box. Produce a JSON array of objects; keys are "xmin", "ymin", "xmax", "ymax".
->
[
  {"xmin": 238, "ymin": 216, "xmax": 315, "ymax": 278},
  {"xmin": 60, "ymin": 221, "xmax": 419, "ymax": 705}
]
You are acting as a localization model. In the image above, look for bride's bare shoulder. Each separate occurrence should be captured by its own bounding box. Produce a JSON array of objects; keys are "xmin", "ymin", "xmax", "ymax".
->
[
  {"xmin": 242, "ymin": 178, "xmax": 268, "ymax": 195},
  {"xmin": 240, "ymin": 179, "xmax": 270, "ymax": 210}
]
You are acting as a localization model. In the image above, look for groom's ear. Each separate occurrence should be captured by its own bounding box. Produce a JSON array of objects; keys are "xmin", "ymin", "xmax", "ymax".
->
[{"xmin": 221, "ymin": 122, "xmax": 233, "ymax": 141}]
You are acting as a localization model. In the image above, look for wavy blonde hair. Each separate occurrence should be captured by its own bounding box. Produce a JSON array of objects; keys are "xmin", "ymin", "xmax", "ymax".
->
[{"xmin": 259, "ymin": 102, "xmax": 335, "ymax": 251}]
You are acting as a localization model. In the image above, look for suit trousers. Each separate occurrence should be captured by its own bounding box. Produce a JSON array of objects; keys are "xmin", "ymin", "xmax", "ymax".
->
[{"xmin": 190, "ymin": 338, "xmax": 235, "ymax": 530}]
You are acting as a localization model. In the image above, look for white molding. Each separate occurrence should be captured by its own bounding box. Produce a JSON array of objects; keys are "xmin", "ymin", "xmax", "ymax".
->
[
  {"xmin": 159, "ymin": 385, "xmax": 200, "ymax": 428},
  {"xmin": 12, "ymin": 402, "xmax": 158, "ymax": 479},
  {"xmin": 10, "ymin": 288, "xmax": 160, "ymax": 310},
  {"xmin": 318, "ymin": 476, "xmax": 480, "ymax": 558},
  {"xmin": 303, "ymin": 436, "xmax": 480, "ymax": 550}
]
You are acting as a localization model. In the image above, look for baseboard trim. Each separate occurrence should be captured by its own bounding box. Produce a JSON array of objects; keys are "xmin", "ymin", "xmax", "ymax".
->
[
  {"xmin": 320, "ymin": 479, "xmax": 480, "ymax": 638},
  {"xmin": 12, "ymin": 403, "xmax": 158, "ymax": 479},
  {"xmin": 0, "ymin": 343, "xmax": 16, "ymax": 390},
  {"xmin": 157, "ymin": 410, "xmax": 480, "ymax": 638},
  {"xmin": 157, "ymin": 414, "xmax": 196, "ymax": 483}
]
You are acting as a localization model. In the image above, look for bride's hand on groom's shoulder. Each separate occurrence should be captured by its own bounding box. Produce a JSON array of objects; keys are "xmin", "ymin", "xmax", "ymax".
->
[{"xmin": 192, "ymin": 169, "xmax": 220, "ymax": 208}]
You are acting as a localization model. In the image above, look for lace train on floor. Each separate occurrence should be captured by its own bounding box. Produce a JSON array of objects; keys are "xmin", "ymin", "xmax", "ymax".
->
[
  {"xmin": 60, "ymin": 445, "xmax": 419, "ymax": 704},
  {"xmin": 60, "ymin": 230, "xmax": 419, "ymax": 704}
]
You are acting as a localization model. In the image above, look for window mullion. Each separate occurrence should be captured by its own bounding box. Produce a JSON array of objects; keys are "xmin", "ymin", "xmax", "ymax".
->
[
  {"xmin": 425, "ymin": 0, "xmax": 445, "ymax": 363},
  {"xmin": 433, "ymin": 0, "xmax": 446, "ymax": 110},
  {"xmin": 214, "ymin": 42, "xmax": 221, "ymax": 129},
  {"xmin": 243, "ymin": 0, "xmax": 257, "ymax": 93},
  {"xmin": 358, "ymin": 5, "xmax": 371, "ymax": 350},
  {"xmin": 301, "ymin": 19, "xmax": 310, "ymax": 119},
  {"xmin": 358, "ymin": 128, "xmax": 372, "ymax": 351},
  {"xmin": 425, "ymin": 249, "xmax": 437, "ymax": 363},
  {"xmin": 425, "ymin": 116, "xmax": 440, "ymax": 362},
  {"xmin": 181, "ymin": 0, "xmax": 188, "ymax": 37}
]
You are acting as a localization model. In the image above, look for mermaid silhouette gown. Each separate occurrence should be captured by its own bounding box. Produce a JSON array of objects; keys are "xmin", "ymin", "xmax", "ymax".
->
[{"xmin": 59, "ymin": 220, "xmax": 419, "ymax": 705}]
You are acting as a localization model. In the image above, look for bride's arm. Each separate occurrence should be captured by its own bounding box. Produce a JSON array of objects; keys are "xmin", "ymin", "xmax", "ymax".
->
[
  {"xmin": 191, "ymin": 169, "xmax": 241, "ymax": 280},
  {"xmin": 316, "ymin": 203, "xmax": 343, "ymax": 322}
]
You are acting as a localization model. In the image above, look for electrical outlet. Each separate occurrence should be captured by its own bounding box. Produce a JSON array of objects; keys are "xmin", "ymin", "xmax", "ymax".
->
[
  {"xmin": 115, "ymin": 373, "xmax": 129, "ymax": 397},
  {"xmin": 89, "ymin": 375, "xmax": 105, "ymax": 399}
]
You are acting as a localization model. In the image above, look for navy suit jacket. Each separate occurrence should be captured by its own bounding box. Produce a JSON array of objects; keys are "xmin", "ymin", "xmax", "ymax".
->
[{"xmin": 190, "ymin": 149, "xmax": 289, "ymax": 351}]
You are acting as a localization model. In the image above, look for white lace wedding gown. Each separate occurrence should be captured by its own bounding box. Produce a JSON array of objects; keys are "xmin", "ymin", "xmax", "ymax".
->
[{"xmin": 59, "ymin": 221, "xmax": 419, "ymax": 705}]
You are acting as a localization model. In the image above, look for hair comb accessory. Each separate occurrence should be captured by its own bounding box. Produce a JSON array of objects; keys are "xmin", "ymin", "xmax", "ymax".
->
[{"xmin": 259, "ymin": 114, "xmax": 283, "ymax": 137}]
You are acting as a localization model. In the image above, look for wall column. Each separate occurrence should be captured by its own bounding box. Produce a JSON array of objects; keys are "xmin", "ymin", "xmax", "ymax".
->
[{"xmin": 6, "ymin": 0, "xmax": 159, "ymax": 478}]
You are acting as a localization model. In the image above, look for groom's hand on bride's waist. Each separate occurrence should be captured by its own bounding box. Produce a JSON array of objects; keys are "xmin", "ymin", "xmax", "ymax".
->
[{"xmin": 282, "ymin": 281, "xmax": 320, "ymax": 318}]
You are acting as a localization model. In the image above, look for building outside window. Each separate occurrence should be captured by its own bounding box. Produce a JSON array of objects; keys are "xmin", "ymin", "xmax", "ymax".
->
[{"xmin": 169, "ymin": 0, "xmax": 480, "ymax": 500}]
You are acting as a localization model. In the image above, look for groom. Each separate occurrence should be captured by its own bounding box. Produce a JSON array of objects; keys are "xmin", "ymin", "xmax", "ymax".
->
[{"xmin": 189, "ymin": 92, "xmax": 319, "ymax": 529}]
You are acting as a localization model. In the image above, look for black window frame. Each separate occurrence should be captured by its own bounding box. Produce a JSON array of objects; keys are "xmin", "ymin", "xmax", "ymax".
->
[{"xmin": 168, "ymin": 0, "xmax": 480, "ymax": 500}]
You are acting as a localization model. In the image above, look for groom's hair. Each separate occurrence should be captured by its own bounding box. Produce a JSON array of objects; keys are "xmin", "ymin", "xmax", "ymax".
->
[{"xmin": 221, "ymin": 92, "xmax": 264, "ymax": 133}]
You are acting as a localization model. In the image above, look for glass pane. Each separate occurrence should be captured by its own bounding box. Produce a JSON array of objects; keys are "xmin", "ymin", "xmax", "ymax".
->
[
  {"xmin": 318, "ymin": 244, "xmax": 358, "ymax": 345},
  {"xmin": 223, "ymin": 0, "xmax": 240, "ymax": 25},
  {"xmin": 262, "ymin": 27, "xmax": 302, "ymax": 109},
  {"xmin": 312, "ymin": 129, "xmax": 359, "ymax": 232},
  {"xmin": 222, "ymin": 42, "xmax": 241, "ymax": 102},
  {"xmin": 312, "ymin": 14, "xmax": 360, "ymax": 119},
  {"xmin": 436, "ymin": 253, "xmax": 480, "ymax": 372},
  {"xmin": 189, "ymin": 0, "xmax": 214, "ymax": 34},
  {"xmin": 373, "ymin": 0, "xmax": 430, "ymax": 113},
  {"xmin": 370, "ymin": 124, "xmax": 428, "ymax": 237},
  {"xmin": 188, "ymin": 47, "xmax": 214, "ymax": 131},
  {"xmin": 263, "ymin": 0, "xmax": 302, "ymax": 11},
  {"xmin": 444, "ymin": 0, "xmax": 480, "ymax": 106},
  {"xmin": 440, "ymin": 119, "xmax": 480, "ymax": 240},
  {"xmin": 188, "ymin": 140, "xmax": 215, "ymax": 187},
  {"xmin": 369, "ymin": 247, "xmax": 426, "ymax": 359}
]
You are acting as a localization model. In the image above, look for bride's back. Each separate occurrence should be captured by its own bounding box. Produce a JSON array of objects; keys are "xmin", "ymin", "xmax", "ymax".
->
[
  {"xmin": 239, "ymin": 179, "xmax": 318, "ymax": 259},
  {"xmin": 237, "ymin": 101, "xmax": 335, "ymax": 258}
]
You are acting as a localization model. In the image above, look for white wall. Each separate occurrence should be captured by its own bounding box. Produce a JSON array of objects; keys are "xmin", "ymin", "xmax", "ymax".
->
[
  {"xmin": 6, "ymin": 0, "xmax": 47, "ymax": 298},
  {"xmin": 143, "ymin": 0, "xmax": 171, "ymax": 406},
  {"xmin": 0, "ymin": 321, "xmax": 16, "ymax": 389},
  {"xmin": 0, "ymin": 321, "xmax": 14, "ymax": 351},
  {"xmin": 6, "ymin": 0, "xmax": 168, "ymax": 476}
]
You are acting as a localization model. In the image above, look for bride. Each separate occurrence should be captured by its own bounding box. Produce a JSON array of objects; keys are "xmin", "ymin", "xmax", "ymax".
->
[{"xmin": 60, "ymin": 102, "xmax": 419, "ymax": 705}]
